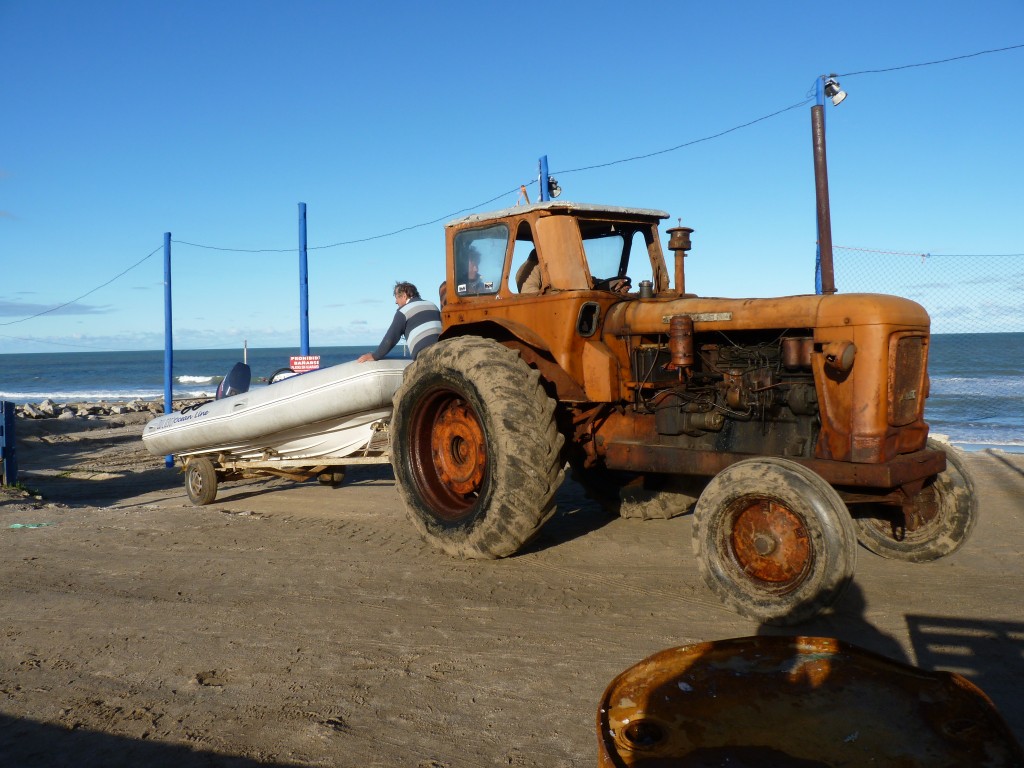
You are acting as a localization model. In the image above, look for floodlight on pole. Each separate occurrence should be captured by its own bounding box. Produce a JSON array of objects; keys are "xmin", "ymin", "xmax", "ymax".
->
[
  {"xmin": 824, "ymin": 77, "xmax": 847, "ymax": 106},
  {"xmin": 539, "ymin": 155, "xmax": 562, "ymax": 200}
]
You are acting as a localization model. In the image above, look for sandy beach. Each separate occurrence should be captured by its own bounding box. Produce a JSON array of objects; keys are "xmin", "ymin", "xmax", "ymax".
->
[{"xmin": 2, "ymin": 409, "xmax": 1023, "ymax": 766}]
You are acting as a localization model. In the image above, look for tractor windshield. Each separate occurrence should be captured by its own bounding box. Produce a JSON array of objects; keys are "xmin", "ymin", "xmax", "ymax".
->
[
  {"xmin": 578, "ymin": 220, "xmax": 651, "ymax": 285},
  {"xmin": 452, "ymin": 224, "xmax": 507, "ymax": 296}
]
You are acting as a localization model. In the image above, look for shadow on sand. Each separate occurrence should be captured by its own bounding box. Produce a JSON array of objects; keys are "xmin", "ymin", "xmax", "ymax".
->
[
  {"xmin": 756, "ymin": 581, "xmax": 1024, "ymax": 743},
  {"xmin": 24, "ymin": 465, "xmax": 183, "ymax": 506},
  {"xmin": 0, "ymin": 712, "xmax": 299, "ymax": 768}
]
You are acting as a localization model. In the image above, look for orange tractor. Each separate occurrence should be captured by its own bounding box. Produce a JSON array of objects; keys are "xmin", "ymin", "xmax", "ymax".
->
[{"xmin": 391, "ymin": 201, "xmax": 976, "ymax": 625}]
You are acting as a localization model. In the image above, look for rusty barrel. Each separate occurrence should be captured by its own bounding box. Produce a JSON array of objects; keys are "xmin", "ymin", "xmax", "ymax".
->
[{"xmin": 598, "ymin": 635, "xmax": 1023, "ymax": 767}]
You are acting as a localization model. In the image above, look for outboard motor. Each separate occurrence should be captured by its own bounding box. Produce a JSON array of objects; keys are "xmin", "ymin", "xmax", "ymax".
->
[{"xmin": 216, "ymin": 362, "xmax": 251, "ymax": 400}]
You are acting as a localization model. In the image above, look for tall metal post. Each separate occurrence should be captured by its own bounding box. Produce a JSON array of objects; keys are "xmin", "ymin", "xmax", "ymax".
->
[
  {"xmin": 539, "ymin": 156, "xmax": 550, "ymax": 202},
  {"xmin": 299, "ymin": 202, "xmax": 310, "ymax": 355},
  {"xmin": 1, "ymin": 400, "xmax": 17, "ymax": 486},
  {"xmin": 814, "ymin": 78, "xmax": 824, "ymax": 295},
  {"xmin": 163, "ymin": 232, "xmax": 174, "ymax": 468},
  {"xmin": 812, "ymin": 77, "xmax": 837, "ymax": 295}
]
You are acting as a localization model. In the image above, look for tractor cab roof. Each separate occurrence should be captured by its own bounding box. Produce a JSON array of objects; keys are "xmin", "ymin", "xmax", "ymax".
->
[{"xmin": 447, "ymin": 201, "xmax": 669, "ymax": 229}]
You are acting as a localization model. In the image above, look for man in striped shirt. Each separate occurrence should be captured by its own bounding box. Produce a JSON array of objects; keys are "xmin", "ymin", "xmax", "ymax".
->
[{"xmin": 357, "ymin": 281, "xmax": 442, "ymax": 363}]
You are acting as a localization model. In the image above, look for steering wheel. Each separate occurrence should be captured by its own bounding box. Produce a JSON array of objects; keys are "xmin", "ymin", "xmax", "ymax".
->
[{"xmin": 594, "ymin": 276, "xmax": 632, "ymax": 294}]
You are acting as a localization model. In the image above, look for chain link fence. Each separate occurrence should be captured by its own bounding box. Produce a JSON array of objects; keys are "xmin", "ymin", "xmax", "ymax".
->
[
  {"xmin": 833, "ymin": 247, "xmax": 1023, "ymax": 445},
  {"xmin": 833, "ymin": 247, "xmax": 1024, "ymax": 335}
]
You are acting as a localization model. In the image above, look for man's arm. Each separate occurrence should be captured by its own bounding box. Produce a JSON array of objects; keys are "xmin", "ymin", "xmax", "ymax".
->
[{"xmin": 358, "ymin": 309, "xmax": 406, "ymax": 363}]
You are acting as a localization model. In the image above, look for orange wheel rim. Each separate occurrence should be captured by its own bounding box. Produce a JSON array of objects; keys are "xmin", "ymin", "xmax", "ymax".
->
[{"xmin": 729, "ymin": 499, "xmax": 811, "ymax": 590}]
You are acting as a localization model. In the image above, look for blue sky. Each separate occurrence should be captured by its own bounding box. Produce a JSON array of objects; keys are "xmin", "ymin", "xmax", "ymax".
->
[{"xmin": 1, "ymin": 1, "xmax": 1022, "ymax": 353}]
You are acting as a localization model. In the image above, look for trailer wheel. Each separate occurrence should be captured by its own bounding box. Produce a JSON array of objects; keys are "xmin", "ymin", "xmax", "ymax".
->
[
  {"xmin": 854, "ymin": 440, "xmax": 977, "ymax": 563},
  {"xmin": 693, "ymin": 457, "xmax": 856, "ymax": 625},
  {"xmin": 391, "ymin": 337, "xmax": 564, "ymax": 559},
  {"xmin": 185, "ymin": 457, "xmax": 218, "ymax": 506}
]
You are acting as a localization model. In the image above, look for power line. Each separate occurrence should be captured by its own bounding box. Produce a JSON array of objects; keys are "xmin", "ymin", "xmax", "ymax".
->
[
  {"xmin": 310, "ymin": 185, "xmax": 526, "ymax": 248},
  {"xmin": 172, "ymin": 240, "xmax": 294, "ymax": 254},
  {"xmin": 839, "ymin": 43, "xmax": 1024, "ymax": 78},
  {"xmin": 553, "ymin": 98, "xmax": 814, "ymax": 176},
  {"xmin": 0, "ymin": 244, "xmax": 163, "ymax": 327}
]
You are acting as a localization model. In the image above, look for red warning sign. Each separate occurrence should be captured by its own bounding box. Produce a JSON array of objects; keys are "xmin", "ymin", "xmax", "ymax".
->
[{"xmin": 289, "ymin": 355, "xmax": 321, "ymax": 373}]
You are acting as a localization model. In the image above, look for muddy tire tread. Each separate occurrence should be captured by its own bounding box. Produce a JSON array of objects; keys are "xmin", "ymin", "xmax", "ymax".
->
[
  {"xmin": 854, "ymin": 439, "xmax": 978, "ymax": 562},
  {"xmin": 692, "ymin": 456, "xmax": 856, "ymax": 626},
  {"xmin": 186, "ymin": 457, "xmax": 218, "ymax": 506},
  {"xmin": 392, "ymin": 337, "xmax": 564, "ymax": 559}
]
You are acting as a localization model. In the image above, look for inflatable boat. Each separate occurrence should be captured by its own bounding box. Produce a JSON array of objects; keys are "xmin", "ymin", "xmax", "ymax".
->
[{"xmin": 142, "ymin": 358, "xmax": 410, "ymax": 461}]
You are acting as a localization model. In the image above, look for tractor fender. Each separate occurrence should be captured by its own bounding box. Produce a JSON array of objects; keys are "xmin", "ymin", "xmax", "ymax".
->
[
  {"xmin": 440, "ymin": 319, "xmax": 586, "ymax": 401},
  {"xmin": 441, "ymin": 318, "xmax": 551, "ymax": 354}
]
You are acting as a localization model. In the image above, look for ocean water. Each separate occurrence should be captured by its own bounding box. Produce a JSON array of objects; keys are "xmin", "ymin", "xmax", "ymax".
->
[
  {"xmin": 0, "ymin": 334, "xmax": 1021, "ymax": 450},
  {"xmin": 925, "ymin": 332, "xmax": 1023, "ymax": 450},
  {"xmin": 0, "ymin": 345, "xmax": 381, "ymax": 403}
]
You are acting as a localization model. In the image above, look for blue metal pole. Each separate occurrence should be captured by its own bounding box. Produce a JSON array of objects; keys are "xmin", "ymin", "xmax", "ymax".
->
[
  {"xmin": 1, "ymin": 400, "xmax": 18, "ymax": 486},
  {"xmin": 163, "ymin": 232, "xmax": 174, "ymax": 468},
  {"xmin": 299, "ymin": 202, "xmax": 309, "ymax": 355},
  {"xmin": 814, "ymin": 77, "xmax": 824, "ymax": 295},
  {"xmin": 539, "ymin": 155, "xmax": 550, "ymax": 202}
]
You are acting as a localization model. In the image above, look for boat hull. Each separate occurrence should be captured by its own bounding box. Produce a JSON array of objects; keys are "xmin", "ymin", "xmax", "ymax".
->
[{"xmin": 142, "ymin": 359, "xmax": 410, "ymax": 460}]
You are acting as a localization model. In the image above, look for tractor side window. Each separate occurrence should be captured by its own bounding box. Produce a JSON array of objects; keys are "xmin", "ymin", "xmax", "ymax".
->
[
  {"xmin": 454, "ymin": 224, "xmax": 507, "ymax": 296},
  {"xmin": 511, "ymin": 222, "xmax": 540, "ymax": 294}
]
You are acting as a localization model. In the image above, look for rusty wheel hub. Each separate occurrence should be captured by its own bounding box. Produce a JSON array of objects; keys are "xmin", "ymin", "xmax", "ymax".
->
[
  {"xmin": 730, "ymin": 499, "xmax": 810, "ymax": 588},
  {"xmin": 430, "ymin": 399, "xmax": 486, "ymax": 496}
]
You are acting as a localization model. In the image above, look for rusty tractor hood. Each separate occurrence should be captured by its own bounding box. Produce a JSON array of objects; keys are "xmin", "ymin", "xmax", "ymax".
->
[{"xmin": 603, "ymin": 292, "xmax": 930, "ymax": 337}]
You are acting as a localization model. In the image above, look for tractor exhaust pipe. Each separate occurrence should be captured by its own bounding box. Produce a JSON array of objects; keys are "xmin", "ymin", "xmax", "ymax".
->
[{"xmin": 666, "ymin": 224, "xmax": 694, "ymax": 297}]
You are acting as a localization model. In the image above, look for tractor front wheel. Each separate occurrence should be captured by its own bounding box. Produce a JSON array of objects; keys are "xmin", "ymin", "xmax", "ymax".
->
[
  {"xmin": 693, "ymin": 457, "xmax": 856, "ymax": 626},
  {"xmin": 854, "ymin": 440, "xmax": 977, "ymax": 563}
]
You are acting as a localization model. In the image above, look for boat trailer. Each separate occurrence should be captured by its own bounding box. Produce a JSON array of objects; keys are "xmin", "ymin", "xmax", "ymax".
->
[{"xmin": 177, "ymin": 418, "xmax": 394, "ymax": 506}]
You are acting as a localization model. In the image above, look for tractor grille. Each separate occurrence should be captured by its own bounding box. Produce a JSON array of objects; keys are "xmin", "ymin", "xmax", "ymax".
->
[{"xmin": 888, "ymin": 333, "xmax": 927, "ymax": 426}]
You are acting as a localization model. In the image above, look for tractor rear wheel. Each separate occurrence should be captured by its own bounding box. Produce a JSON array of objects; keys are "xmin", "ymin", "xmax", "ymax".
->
[
  {"xmin": 692, "ymin": 457, "xmax": 856, "ymax": 625},
  {"xmin": 391, "ymin": 337, "xmax": 564, "ymax": 559},
  {"xmin": 853, "ymin": 440, "xmax": 977, "ymax": 562}
]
